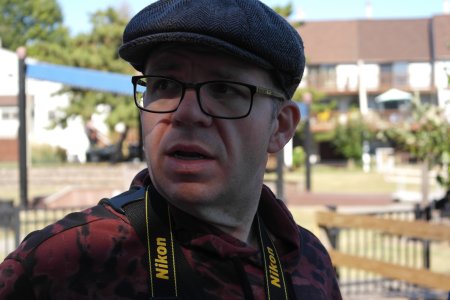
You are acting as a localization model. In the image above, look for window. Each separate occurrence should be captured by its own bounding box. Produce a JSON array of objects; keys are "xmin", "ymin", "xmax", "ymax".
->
[{"xmin": 0, "ymin": 107, "xmax": 18, "ymax": 120}]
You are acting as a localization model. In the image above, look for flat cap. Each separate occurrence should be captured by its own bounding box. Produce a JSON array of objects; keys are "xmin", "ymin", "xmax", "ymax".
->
[{"xmin": 119, "ymin": 0, "xmax": 305, "ymax": 99}]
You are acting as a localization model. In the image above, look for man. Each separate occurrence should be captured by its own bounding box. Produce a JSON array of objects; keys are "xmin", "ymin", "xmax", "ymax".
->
[{"xmin": 0, "ymin": 0, "xmax": 341, "ymax": 299}]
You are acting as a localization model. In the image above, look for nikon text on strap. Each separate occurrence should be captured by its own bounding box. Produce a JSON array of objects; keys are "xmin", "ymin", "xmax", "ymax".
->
[
  {"xmin": 144, "ymin": 185, "xmax": 178, "ymax": 298},
  {"xmin": 105, "ymin": 185, "xmax": 290, "ymax": 300},
  {"xmin": 256, "ymin": 214, "xmax": 289, "ymax": 300},
  {"xmin": 105, "ymin": 186, "xmax": 206, "ymax": 299}
]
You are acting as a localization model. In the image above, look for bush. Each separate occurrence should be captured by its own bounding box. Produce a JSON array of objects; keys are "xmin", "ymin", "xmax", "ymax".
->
[
  {"xmin": 292, "ymin": 146, "xmax": 305, "ymax": 169},
  {"xmin": 31, "ymin": 144, "xmax": 67, "ymax": 164},
  {"xmin": 332, "ymin": 112, "xmax": 369, "ymax": 164}
]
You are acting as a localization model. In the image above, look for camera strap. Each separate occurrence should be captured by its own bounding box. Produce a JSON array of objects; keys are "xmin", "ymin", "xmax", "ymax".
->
[{"xmin": 110, "ymin": 185, "xmax": 289, "ymax": 299}]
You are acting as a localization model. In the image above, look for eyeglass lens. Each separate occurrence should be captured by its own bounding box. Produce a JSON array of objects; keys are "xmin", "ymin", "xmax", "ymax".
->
[{"xmin": 135, "ymin": 77, "xmax": 252, "ymax": 118}]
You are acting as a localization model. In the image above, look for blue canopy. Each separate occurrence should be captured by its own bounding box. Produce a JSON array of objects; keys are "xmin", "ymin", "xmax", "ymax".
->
[
  {"xmin": 26, "ymin": 62, "xmax": 133, "ymax": 95},
  {"xmin": 25, "ymin": 62, "xmax": 308, "ymax": 117}
]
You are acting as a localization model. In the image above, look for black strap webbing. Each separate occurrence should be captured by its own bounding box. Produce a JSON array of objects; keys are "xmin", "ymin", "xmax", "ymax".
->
[
  {"xmin": 257, "ymin": 215, "xmax": 289, "ymax": 300},
  {"xmin": 105, "ymin": 186, "xmax": 291, "ymax": 300},
  {"xmin": 121, "ymin": 187, "xmax": 206, "ymax": 300}
]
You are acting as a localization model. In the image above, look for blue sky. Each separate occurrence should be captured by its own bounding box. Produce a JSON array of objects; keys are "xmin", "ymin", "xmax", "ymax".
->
[{"xmin": 58, "ymin": 0, "xmax": 446, "ymax": 35}]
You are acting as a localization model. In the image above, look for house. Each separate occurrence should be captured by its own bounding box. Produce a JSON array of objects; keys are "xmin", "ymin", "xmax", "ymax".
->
[
  {"xmin": 0, "ymin": 47, "xmax": 90, "ymax": 163},
  {"xmin": 298, "ymin": 14, "xmax": 450, "ymax": 116},
  {"xmin": 296, "ymin": 14, "xmax": 450, "ymax": 161}
]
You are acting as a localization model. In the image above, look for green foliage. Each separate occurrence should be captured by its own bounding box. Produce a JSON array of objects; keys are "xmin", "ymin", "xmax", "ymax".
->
[
  {"xmin": 0, "ymin": 0, "xmax": 68, "ymax": 51},
  {"xmin": 2, "ymin": 1, "xmax": 140, "ymax": 161},
  {"xmin": 292, "ymin": 87, "xmax": 326, "ymax": 103},
  {"xmin": 292, "ymin": 146, "xmax": 305, "ymax": 169},
  {"xmin": 47, "ymin": 7, "xmax": 138, "ymax": 136},
  {"xmin": 292, "ymin": 87, "xmax": 335, "ymax": 115},
  {"xmin": 314, "ymin": 130, "xmax": 335, "ymax": 143},
  {"xmin": 381, "ymin": 102, "xmax": 449, "ymax": 162},
  {"xmin": 332, "ymin": 112, "xmax": 369, "ymax": 163},
  {"xmin": 272, "ymin": 2, "xmax": 293, "ymax": 18},
  {"xmin": 31, "ymin": 144, "xmax": 67, "ymax": 164},
  {"xmin": 379, "ymin": 101, "xmax": 450, "ymax": 189}
]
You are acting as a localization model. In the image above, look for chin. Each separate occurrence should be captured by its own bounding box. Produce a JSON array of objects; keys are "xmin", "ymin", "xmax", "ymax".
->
[{"xmin": 157, "ymin": 181, "xmax": 217, "ymax": 206}]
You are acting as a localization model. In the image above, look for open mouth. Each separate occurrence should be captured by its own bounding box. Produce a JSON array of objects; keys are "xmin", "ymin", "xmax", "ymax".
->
[{"xmin": 172, "ymin": 151, "xmax": 209, "ymax": 160}]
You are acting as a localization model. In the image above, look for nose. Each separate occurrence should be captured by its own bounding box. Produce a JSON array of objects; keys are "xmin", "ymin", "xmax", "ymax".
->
[{"xmin": 172, "ymin": 89, "xmax": 212, "ymax": 127}]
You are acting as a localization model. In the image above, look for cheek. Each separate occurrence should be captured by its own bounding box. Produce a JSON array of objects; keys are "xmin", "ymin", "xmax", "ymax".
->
[
  {"xmin": 234, "ymin": 119, "xmax": 273, "ymax": 159},
  {"xmin": 141, "ymin": 116, "xmax": 164, "ymax": 156}
]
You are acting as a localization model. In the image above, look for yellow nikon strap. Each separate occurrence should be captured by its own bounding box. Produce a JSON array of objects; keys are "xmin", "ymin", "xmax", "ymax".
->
[
  {"xmin": 108, "ymin": 186, "xmax": 207, "ymax": 299},
  {"xmin": 256, "ymin": 214, "xmax": 289, "ymax": 300},
  {"xmin": 143, "ymin": 186, "xmax": 289, "ymax": 300},
  {"xmin": 144, "ymin": 185, "xmax": 178, "ymax": 298}
]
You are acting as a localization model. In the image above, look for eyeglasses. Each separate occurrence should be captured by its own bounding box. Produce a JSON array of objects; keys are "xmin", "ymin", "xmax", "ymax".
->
[{"xmin": 132, "ymin": 75, "xmax": 285, "ymax": 119}]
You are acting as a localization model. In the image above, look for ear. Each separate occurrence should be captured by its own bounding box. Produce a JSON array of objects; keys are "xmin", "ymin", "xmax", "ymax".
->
[{"xmin": 267, "ymin": 101, "xmax": 301, "ymax": 153}]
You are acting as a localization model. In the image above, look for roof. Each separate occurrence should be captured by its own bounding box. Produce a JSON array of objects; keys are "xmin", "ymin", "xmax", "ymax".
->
[
  {"xmin": 432, "ymin": 15, "xmax": 450, "ymax": 60},
  {"xmin": 0, "ymin": 96, "xmax": 17, "ymax": 106},
  {"xmin": 298, "ymin": 15, "xmax": 450, "ymax": 64}
]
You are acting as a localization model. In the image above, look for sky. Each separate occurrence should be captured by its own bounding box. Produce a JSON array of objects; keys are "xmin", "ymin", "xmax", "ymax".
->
[{"xmin": 59, "ymin": 0, "xmax": 447, "ymax": 36}]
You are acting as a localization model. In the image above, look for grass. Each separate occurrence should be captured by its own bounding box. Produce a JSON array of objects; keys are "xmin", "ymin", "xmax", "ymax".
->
[
  {"xmin": 3, "ymin": 162, "xmax": 439, "ymax": 212},
  {"xmin": 2, "ymin": 162, "xmax": 430, "ymax": 206},
  {"xmin": 264, "ymin": 164, "xmax": 423, "ymax": 194}
]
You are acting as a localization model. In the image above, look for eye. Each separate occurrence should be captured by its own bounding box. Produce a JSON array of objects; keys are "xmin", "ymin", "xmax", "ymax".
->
[
  {"xmin": 210, "ymin": 82, "xmax": 230, "ymax": 94},
  {"xmin": 152, "ymin": 78, "xmax": 177, "ymax": 91},
  {"xmin": 206, "ymin": 82, "xmax": 247, "ymax": 98}
]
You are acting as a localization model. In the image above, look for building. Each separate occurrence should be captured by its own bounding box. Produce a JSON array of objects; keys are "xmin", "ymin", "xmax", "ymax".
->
[
  {"xmin": 0, "ymin": 48, "xmax": 90, "ymax": 163},
  {"xmin": 298, "ymin": 14, "xmax": 450, "ymax": 117},
  {"xmin": 296, "ymin": 14, "xmax": 450, "ymax": 161}
]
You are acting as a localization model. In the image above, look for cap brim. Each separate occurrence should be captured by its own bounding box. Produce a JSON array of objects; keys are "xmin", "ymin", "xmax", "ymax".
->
[{"xmin": 119, "ymin": 32, "xmax": 274, "ymax": 73}]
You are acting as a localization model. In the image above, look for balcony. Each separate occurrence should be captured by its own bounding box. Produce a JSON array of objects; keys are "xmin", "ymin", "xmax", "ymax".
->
[
  {"xmin": 308, "ymin": 109, "xmax": 412, "ymax": 133},
  {"xmin": 305, "ymin": 71, "xmax": 432, "ymax": 94}
]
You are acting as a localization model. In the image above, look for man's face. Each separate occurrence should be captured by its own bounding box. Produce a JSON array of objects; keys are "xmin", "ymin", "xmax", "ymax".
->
[{"xmin": 140, "ymin": 45, "xmax": 287, "ymax": 214}]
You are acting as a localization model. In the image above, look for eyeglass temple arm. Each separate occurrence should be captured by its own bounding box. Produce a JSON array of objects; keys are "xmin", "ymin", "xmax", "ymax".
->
[{"xmin": 255, "ymin": 87, "xmax": 285, "ymax": 100}]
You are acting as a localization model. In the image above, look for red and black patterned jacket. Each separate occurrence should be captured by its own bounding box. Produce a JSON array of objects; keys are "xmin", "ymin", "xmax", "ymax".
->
[{"xmin": 0, "ymin": 169, "xmax": 341, "ymax": 299}]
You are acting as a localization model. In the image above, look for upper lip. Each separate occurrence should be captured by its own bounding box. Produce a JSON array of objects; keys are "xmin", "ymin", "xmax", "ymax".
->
[{"xmin": 166, "ymin": 143, "xmax": 213, "ymax": 159}]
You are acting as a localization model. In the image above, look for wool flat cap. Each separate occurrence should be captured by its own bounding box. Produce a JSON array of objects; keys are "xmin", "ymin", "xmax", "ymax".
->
[{"xmin": 119, "ymin": 0, "xmax": 305, "ymax": 99}]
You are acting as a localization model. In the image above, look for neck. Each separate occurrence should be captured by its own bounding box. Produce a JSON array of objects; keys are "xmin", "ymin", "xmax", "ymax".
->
[
  {"xmin": 215, "ymin": 214, "xmax": 258, "ymax": 246},
  {"xmin": 169, "ymin": 191, "xmax": 261, "ymax": 245},
  {"xmin": 193, "ymin": 201, "xmax": 259, "ymax": 245}
]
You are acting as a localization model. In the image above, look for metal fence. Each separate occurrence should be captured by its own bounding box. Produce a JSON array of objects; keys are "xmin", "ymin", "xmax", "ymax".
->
[
  {"xmin": 0, "ymin": 204, "xmax": 88, "ymax": 261},
  {"xmin": 322, "ymin": 205, "xmax": 450, "ymax": 299},
  {"xmin": 2, "ymin": 202, "xmax": 449, "ymax": 299}
]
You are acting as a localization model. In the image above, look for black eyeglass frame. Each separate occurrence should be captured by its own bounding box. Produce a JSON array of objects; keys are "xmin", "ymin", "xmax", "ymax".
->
[{"xmin": 131, "ymin": 75, "xmax": 286, "ymax": 120}]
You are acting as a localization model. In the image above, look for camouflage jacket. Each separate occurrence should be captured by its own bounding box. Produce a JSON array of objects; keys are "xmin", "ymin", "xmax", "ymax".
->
[{"xmin": 0, "ymin": 169, "xmax": 341, "ymax": 299}]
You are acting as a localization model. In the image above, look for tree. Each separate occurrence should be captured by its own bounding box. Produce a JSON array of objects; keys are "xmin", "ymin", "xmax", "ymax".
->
[
  {"xmin": 50, "ymin": 8, "xmax": 139, "ymax": 162},
  {"xmin": 2, "ymin": 1, "xmax": 139, "ymax": 161},
  {"xmin": 380, "ymin": 100, "xmax": 450, "ymax": 203},
  {"xmin": 332, "ymin": 111, "xmax": 370, "ymax": 164},
  {"xmin": 272, "ymin": 2, "xmax": 293, "ymax": 18},
  {"xmin": 0, "ymin": 0, "xmax": 68, "ymax": 51}
]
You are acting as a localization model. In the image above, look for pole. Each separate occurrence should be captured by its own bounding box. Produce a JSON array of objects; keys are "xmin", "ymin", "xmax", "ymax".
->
[
  {"xmin": 17, "ymin": 47, "xmax": 28, "ymax": 208},
  {"xmin": 275, "ymin": 150, "xmax": 284, "ymax": 200},
  {"xmin": 358, "ymin": 59, "xmax": 369, "ymax": 115},
  {"xmin": 303, "ymin": 93, "xmax": 312, "ymax": 192}
]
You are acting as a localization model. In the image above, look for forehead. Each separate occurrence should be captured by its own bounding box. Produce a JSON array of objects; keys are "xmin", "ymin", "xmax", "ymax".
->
[{"xmin": 143, "ymin": 44, "xmax": 275, "ymax": 83}]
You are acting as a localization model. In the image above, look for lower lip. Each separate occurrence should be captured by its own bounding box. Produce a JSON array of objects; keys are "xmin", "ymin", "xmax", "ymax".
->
[{"xmin": 165, "ymin": 155, "xmax": 216, "ymax": 175}]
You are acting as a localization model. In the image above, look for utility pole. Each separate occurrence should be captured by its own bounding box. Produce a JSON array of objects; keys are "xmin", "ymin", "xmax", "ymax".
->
[{"xmin": 17, "ymin": 47, "xmax": 28, "ymax": 208}]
